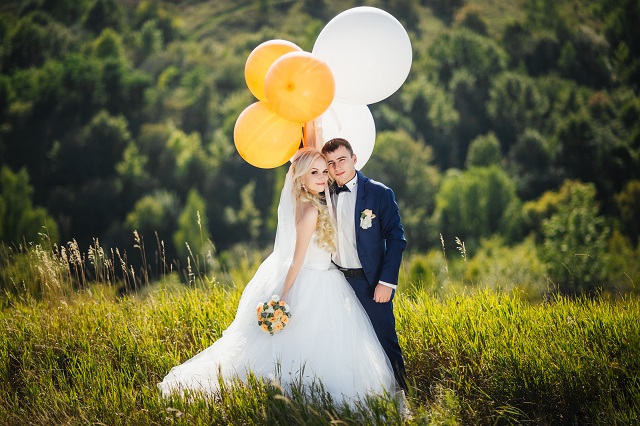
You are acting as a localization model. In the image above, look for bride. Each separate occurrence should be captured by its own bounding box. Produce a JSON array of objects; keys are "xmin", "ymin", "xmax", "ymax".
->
[{"xmin": 158, "ymin": 147, "xmax": 397, "ymax": 402}]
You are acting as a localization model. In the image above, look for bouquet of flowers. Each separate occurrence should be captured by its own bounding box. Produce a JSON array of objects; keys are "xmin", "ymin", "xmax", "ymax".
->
[{"xmin": 256, "ymin": 295, "xmax": 291, "ymax": 335}]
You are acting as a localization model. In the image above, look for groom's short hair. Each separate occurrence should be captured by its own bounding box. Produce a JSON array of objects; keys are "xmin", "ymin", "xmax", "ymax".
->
[{"xmin": 322, "ymin": 138, "xmax": 354, "ymax": 156}]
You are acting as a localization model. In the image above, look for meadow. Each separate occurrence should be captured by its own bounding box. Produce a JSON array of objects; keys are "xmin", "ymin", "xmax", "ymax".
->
[
  {"xmin": 1, "ymin": 241, "xmax": 639, "ymax": 425},
  {"xmin": 2, "ymin": 0, "xmax": 639, "ymax": 422}
]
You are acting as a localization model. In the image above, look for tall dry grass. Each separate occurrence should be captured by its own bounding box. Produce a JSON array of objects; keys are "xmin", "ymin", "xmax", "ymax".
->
[{"xmin": 1, "ymin": 232, "xmax": 639, "ymax": 424}]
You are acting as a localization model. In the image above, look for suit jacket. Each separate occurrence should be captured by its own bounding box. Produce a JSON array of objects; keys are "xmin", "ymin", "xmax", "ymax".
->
[{"xmin": 354, "ymin": 171, "xmax": 407, "ymax": 287}]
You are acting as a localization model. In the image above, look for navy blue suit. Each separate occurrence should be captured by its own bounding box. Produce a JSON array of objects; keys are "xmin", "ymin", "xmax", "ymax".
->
[{"xmin": 346, "ymin": 170, "xmax": 407, "ymax": 391}]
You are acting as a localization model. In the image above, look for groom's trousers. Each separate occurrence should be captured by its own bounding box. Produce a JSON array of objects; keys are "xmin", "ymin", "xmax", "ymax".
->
[{"xmin": 346, "ymin": 275, "xmax": 408, "ymax": 392}]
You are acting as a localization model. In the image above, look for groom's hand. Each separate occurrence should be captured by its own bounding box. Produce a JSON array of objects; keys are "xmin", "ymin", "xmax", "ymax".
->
[{"xmin": 373, "ymin": 284, "xmax": 393, "ymax": 303}]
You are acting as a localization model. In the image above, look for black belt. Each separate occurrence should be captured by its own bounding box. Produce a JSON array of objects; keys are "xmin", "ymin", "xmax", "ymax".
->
[{"xmin": 332, "ymin": 261, "xmax": 366, "ymax": 278}]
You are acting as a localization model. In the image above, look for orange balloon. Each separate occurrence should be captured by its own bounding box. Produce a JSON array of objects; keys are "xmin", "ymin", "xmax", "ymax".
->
[
  {"xmin": 264, "ymin": 51, "xmax": 335, "ymax": 123},
  {"xmin": 233, "ymin": 101, "xmax": 302, "ymax": 169},
  {"xmin": 245, "ymin": 40, "xmax": 302, "ymax": 101}
]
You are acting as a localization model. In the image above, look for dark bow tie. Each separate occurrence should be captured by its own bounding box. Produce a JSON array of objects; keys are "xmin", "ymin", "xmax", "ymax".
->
[{"xmin": 333, "ymin": 183, "xmax": 351, "ymax": 194}]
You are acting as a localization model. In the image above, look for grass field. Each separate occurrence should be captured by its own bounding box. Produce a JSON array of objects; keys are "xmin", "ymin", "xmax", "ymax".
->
[{"xmin": 1, "ymin": 272, "xmax": 639, "ymax": 425}]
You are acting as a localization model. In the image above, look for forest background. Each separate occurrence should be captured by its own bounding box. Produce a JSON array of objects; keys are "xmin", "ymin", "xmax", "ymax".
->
[{"xmin": 1, "ymin": 0, "xmax": 639, "ymax": 301}]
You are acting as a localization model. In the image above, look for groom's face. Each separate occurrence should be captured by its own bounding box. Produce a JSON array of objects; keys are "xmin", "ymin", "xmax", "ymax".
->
[{"xmin": 325, "ymin": 146, "xmax": 357, "ymax": 186}]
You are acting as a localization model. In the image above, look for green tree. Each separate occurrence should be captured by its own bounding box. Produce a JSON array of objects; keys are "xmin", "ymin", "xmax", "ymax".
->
[
  {"xmin": 125, "ymin": 190, "xmax": 179, "ymax": 260},
  {"xmin": 508, "ymin": 128, "xmax": 558, "ymax": 200},
  {"xmin": 173, "ymin": 189, "xmax": 211, "ymax": 265},
  {"xmin": 537, "ymin": 75, "xmax": 590, "ymax": 137},
  {"xmin": 555, "ymin": 111, "xmax": 599, "ymax": 182},
  {"xmin": 60, "ymin": 53, "xmax": 106, "ymax": 120},
  {"xmin": 553, "ymin": 99, "xmax": 637, "ymax": 210},
  {"xmin": 453, "ymin": 4, "xmax": 488, "ymax": 35},
  {"xmin": 615, "ymin": 180, "xmax": 640, "ymax": 245},
  {"xmin": 179, "ymin": 66, "xmax": 214, "ymax": 135},
  {"xmin": 428, "ymin": 29, "xmax": 507, "ymax": 165},
  {"xmin": 486, "ymin": 72, "xmax": 549, "ymax": 150},
  {"xmin": 224, "ymin": 181, "xmax": 262, "ymax": 243},
  {"xmin": 464, "ymin": 236, "xmax": 549, "ymax": 300},
  {"xmin": 1, "ymin": 0, "xmax": 638, "ymax": 274},
  {"xmin": 133, "ymin": 0, "xmax": 182, "ymax": 44},
  {"xmin": 540, "ymin": 180, "xmax": 609, "ymax": 295},
  {"xmin": 524, "ymin": 0, "xmax": 564, "ymax": 31},
  {"xmin": 93, "ymin": 28, "xmax": 124, "ymax": 60},
  {"xmin": 135, "ymin": 122, "xmax": 171, "ymax": 178},
  {"xmin": 84, "ymin": 0, "xmax": 125, "ymax": 34},
  {"xmin": 365, "ymin": 130, "xmax": 441, "ymax": 249},
  {"xmin": 29, "ymin": 0, "xmax": 93, "ymax": 26},
  {"xmin": 386, "ymin": 0, "xmax": 420, "ymax": 30},
  {"xmin": 0, "ymin": 74, "xmax": 11, "ymax": 123},
  {"xmin": 0, "ymin": 166, "xmax": 59, "ymax": 244},
  {"xmin": 67, "ymin": 110, "xmax": 131, "ymax": 180},
  {"xmin": 429, "ymin": 28, "xmax": 508, "ymax": 85},
  {"xmin": 599, "ymin": 0, "xmax": 640, "ymax": 86},
  {"xmin": 115, "ymin": 141, "xmax": 152, "ymax": 208},
  {"xmin": 521, "ymin": 183, "xmax": 564, "ymax": 243},
  {"xmin": 135, "ymin": 19, "xmax": 164, "ymax": 64},
  {"xmin": 426, "ymin": 0, "xmax": 465, "ymax": 22},
  {"xmin": 466, "ymin": 132, "xmax": 501, "ymax": 168},
  {"xmin": 302, "ymin": 0, "xmax": 327, "ymax": 19},
  {"xmin": 433, "ymin": 166, "xmax": 522, "ymax": 252},
  {"xmin": 48, "ymin": 110, "xmax": 132, "ymax": 244},
  {"xmin": 558, "ymin": 25, "xmax": 612, "ymax": 89},
  {"xmin": 100, "ymin": 57, "xmax": 151, "ymax": 121},
  {"xmin": 502, "ymin": 22, "xmax": 561, "ymax": 76},
  {"xmin": 116, "ymin": 143, "xmax": 149, "ymax": 184},
  {"xmin": 3, "ymin": 61, "xmax": 63, "ymax": 191},
  {"xmin": 603, "ymin": 230, "xmax": 640, "ymax": 295},
  {"xmin": 398, "ymin": 74, "xmax": 459, "ymax": 169},
  {"xmin": 449, "ymin": 69, "xmax": 490, "ymax": 165},
  {"xmin": 3, "ymin": 12, "xmax": 74, "ymax": 72},
  {"xmin": 521, "ymin": 175, "xmax": 606, "ymax": 243},
  {"xmin": 160, "ymin": 127, "xmax": 210, "ymax": 193}
]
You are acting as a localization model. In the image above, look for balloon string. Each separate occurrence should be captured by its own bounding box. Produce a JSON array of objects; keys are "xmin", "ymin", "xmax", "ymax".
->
[
  {"xmin": 303, "ymin": 118, "xmax": 326, "ymax": 149},
  {"xmin": 314, "ymin": 120, "xmax": 325, "ymax": 147}
]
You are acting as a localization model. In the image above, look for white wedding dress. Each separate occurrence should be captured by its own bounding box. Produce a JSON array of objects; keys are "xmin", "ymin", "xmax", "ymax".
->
[{"xmin": 158, "ymin": 170, "xmax": 396, "ymax": 403}]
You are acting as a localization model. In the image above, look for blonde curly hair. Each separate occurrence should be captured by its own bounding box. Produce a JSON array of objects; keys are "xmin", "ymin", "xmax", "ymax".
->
[{"xmin": 291, "ymin": 148, "xmax": 336, "ymax": 253}]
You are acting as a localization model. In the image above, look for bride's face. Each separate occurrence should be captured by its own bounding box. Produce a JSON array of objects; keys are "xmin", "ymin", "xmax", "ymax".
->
[{"xmin": 303, "ymin": 157, "xmax": 329, "ymax": 195}]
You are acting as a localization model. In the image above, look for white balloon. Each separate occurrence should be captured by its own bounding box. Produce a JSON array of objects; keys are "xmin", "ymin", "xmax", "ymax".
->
[
  {"xmin": 312, "ymin": 6, "xmax": 412, "ymax": 105},
  {"xmin": 319, "ymin": 102, "xmax": 375, "ymax": 170}
]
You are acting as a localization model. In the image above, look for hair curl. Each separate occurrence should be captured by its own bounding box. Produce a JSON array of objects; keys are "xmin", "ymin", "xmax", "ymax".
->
[{"xmin": 291, "ymin": 148, "xmax": 336, "ymax": 253}]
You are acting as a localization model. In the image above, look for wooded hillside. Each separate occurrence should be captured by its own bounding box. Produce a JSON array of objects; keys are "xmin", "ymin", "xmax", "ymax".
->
[{"xmin": 1, "ymin": 0, "xmax": 638, "ymax": 296}]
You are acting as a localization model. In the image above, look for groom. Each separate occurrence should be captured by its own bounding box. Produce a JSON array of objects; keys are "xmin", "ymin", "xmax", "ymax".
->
[{"xmin": 322, "ymin": 138, "xmax": 408, "ymax": 392}]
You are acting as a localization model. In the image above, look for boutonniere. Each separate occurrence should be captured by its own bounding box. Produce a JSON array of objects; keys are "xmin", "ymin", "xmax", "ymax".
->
[{"xmin": 360, "ymin": 209, "xmax": 376, "ymax": 229}]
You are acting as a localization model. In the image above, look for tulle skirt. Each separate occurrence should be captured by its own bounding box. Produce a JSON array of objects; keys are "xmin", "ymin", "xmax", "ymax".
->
[{"xmin": 157, "ymin": 255, "xmax": 396, "ymax": 403}]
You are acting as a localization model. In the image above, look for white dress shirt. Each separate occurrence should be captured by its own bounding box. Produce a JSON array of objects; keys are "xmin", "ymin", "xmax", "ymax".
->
[
  {"xmin": 332, "ymin": 175, "xmax": 396, "ymax": 290},
  {"xmin": 332, "ymin": 175, "xmax": 359, "ymax": 268}
]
